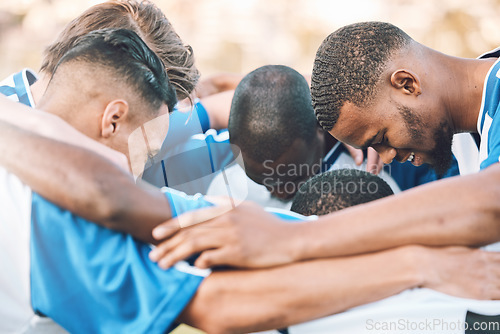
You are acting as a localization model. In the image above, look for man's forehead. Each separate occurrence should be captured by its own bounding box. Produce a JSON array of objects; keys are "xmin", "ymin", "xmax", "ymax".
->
[{"xmin": 331, "ymin": 103, "xmax": 375, "ymax": 146}]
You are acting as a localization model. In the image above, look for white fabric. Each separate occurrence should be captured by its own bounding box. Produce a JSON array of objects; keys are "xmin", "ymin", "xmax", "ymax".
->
[
  {"xmin": 451, "ymin": 133, "xmax": 480, "ymax": 175},
  {"xmin": 287, "ymin": 289, "xmax": 500, "ymax": 334},
  {"xmin": 0, "ymin": 168, "xmax": 67, "ymax": 333}
]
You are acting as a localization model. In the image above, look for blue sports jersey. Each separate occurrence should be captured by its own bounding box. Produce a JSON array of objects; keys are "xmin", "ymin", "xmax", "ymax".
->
[
  {"xmin": 0, "ymin": 70, "xmax": 208, "ymax": 333},
  {"xmin": 477, "ymin": 56, "xmax": 500, "ymax": 169},
  {"xmin": 142, "ymin": 128, "xmax": 235, "ymax": 195},
  {"xmin": 163, "ymin": 187, "xmax": 312, "ymax": 221},
  {"xmin": 0, "ymin": 68, "xmax": 38, "ymax": 107},
  {"xmin": 323, "ymin": 142, "xmax": 460, "ymax": 192},
  {"xmin": 158, "ymin": 100, "xmax": 211, "ymax": 159},
  {"xmin": 30, "ymin": 192, "xmax": 207, "ymax": 334}
]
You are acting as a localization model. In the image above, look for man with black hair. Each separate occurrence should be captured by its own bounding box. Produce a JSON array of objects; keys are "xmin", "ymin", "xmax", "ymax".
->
[
  {"xmin": 290, "ymin": 168, "xmax": 394, "ymax": 216},
  {"xmin": 225, "ymin": 64, "xmax": 458, "ymax": 203},
  {"xmin": 154, "ymin": 22, "xmax": 497, "ymax": 271},
  {"xmin": 4, "ymin": 98, "xmax": 500, "ymax": 333},
  {"xmin": 0, "ymin": 28, "xmax": 182, "ymax": 333},
  {"xmin": 2, "ymin": 37, "xmax": 500, "ymax": 333}
]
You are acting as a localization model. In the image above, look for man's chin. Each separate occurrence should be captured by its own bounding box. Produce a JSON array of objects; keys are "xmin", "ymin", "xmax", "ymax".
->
[{"xmin": 429, "ymin": 154, "xmax": 453, "ymax": 178}]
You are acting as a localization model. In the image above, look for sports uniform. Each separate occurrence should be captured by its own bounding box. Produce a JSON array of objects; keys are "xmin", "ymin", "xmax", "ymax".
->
[
  {"xmin": 0, "ymin": 70, "xmax": 209, "ymax": 333},
  {"xmin": 275, "ymin": 48, "xmax": 500, "ymax": 334},
  {"xmin": 477, "ymin": 48, "xmax": 500, "ymax": 169}
]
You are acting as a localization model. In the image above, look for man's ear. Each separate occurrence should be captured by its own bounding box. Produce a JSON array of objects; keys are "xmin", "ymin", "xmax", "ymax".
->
[
  {"xmin": 390, "ymin": 69, "xmax": 421, "ymax": 96},
  {"xmin": 101, "ymin": 100, "xmax": 129, "ymax": 138}
]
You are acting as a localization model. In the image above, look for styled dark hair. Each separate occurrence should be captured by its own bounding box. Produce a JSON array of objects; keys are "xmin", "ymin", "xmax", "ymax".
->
[
  {"xmin": 228, "ymin": 65, "xmax": 317, "ymax": 163},
  {"xmin": 40, "ymin": 0, "xmax": 198, "ymax": 101},
  {"xmin": 290, "ymin": 168, "xmax": 394, "ymax": 216},
  {"xmin": 56, "ymin": 28, "xmax": 177, "ymax": 113},
  {"xmin": 311, "ymin": 22, "xmax": 412, "ymax": 131}
]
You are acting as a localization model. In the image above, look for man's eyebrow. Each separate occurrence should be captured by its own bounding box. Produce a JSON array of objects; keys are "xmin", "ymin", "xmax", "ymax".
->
[{"xmin": 360, "ymin": 132, "xmax": 380, "ymax": 150}]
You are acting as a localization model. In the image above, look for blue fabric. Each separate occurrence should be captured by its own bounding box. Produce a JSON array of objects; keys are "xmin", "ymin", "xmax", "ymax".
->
[
  {"xmin": 30, "ymin": 193, "xmax": 205, "ymax": 334},
  {"xmin": 163, "ymin": 187, "xmax": 312, "ymax": 222},
  {"xmin": 13, "ymin": 71, "xmax": 31, "ymax": 106},
  {"xmin": 143, "ymin": 128, "xmax": 235, "ymax": 195},
  {"xmin": 165, "ymin": 102, "xmax": 211, "ymax": 151},
  {"xmin": 385, "ymin": 157, "xmax": 460, "ymax": 191},
  {"xmin": 324, "ymin": 142, "xmax": 460, "ymax": 192},
  {"xmin": 163, "ymin": 188, "xmax": 214, "ymax": 218},
  {"xmin": 0, "ymin": 85, "xmax": 16, "ymax": 97},
  {"xmin": 195, "ymin": 102, "xmax": 210, "ymax": 133},
  {"xmin": 0, "ymin": 69, "xmax": 37, "ymax": 107},
  {"xmin": 478, "ymin": 59, "xmax": 500, "ymax": 169}
]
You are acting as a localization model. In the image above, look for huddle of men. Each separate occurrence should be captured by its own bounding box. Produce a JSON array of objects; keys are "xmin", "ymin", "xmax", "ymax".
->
[{"xmin": 1, "ymin": 1, "xmax": 500, "ymax": 333}]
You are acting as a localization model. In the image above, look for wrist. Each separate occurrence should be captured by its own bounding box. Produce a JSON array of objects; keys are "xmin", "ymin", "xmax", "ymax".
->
[
  {"xmin": 403, "ymin": 245, "xmax": 430, "ymax": 289},
  {"xmin": 287, "ymin": 221, "xmax": 315, "ymax": 263}
]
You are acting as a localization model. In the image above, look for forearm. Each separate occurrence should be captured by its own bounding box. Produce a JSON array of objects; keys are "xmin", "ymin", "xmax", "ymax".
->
[
  {"xmin": 197, "ymin": 73, "xmax": 243, "ymax": 97},
  {"xmin": 0, "ymin": 121, "xmax": 170, "ymax": 243},
  {"xmin": 296, "ymin": 166, "xmax": 500, "ymax": 259},
  {"xmin": 0, "ymin": 95, "xmax": 128, "ymax": 169},
  {"xmin": 200, "ymin": 90, "xmax": 234, "ymax": 130},
  {"xmin": 180, "ymin": 246, "xmax": 422, "ymax": 333}
]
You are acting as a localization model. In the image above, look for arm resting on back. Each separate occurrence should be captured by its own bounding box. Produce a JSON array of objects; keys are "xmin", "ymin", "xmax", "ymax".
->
[
  {"xmin": 179, "ymin": 245, "xmax": 500, "ymax": 334},
  {"xmin": 296, "ymin": 164, "xmax": 500, "ymax": 259},
  {"xmin": 0, "ymin": 119, "xmax": 170, "ymax": 243}
]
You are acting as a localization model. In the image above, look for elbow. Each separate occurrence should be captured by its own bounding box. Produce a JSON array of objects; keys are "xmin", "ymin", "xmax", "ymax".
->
[
  {"xmin": 179, "ymin": 275, "xmax": 289, "ymax": 334},
  {"xmin": 179, "ymin": 291, "xmax": 242, "ymax": 334},
  {"xmin": 87, "ymin": 173, "xmax": 131, "ymax": 229}
]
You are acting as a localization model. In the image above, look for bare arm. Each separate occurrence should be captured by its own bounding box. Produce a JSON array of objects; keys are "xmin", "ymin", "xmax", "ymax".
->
[
  {"xmin": 150, "ymin": 165, "xmax": 500, "ymax": 268},
  {"xmin": 297, "ymin": 164, "xmax": 500, "ymax": 259},
  {"xmin": 0, "ymin": 119, "xmax": 171, "ymax": 243},
  {"xmin": 198, "ymin": 90, "xmax": 234, "ymax": 130},
  {"xmin": 0, "ymin": 95, "xmax": 129, "ymax": 170},
  {"xmin": 179, "ymin": 245, "xmax": 500, "ymax": 333},
  {"xmin": 194, "ymin": 73, "xmax": 243, "ymax": 98}
]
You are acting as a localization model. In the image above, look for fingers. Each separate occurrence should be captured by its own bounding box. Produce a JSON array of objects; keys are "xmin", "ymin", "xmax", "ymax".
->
[
  {"xmin": 177, "ymin": 204, "xmax": 233, "ymax": 228},
  {"xmin": 343, "ymin": 143, "xmax": 364, "ymax": 165},
  {"xmin": 150, "ymin": 228, "xmax": 224, "ymax": 269},
  {"xmin": 152, "ymin": 204, "xmax": 233, "ymax": 241},
  {"xmin": 152, "ymin": 219, "xmax": 182, "ymax": 240},
  {"xmin": 366, "ymin": 147, "xmax": 384, "ymax": 174},
  {"xmin": 195, "ymin": 248, "xmax": 233, "ymax": 269}
]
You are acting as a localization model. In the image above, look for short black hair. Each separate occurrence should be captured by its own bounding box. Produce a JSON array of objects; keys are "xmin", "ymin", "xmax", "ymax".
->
[
  {"xmin": 228, "ymin": 65, "xmax": 317, "ymax": 163},
  {"xmin": 311, "ymin": 22, "xmax": 412, "ymax": 131},
  {"xmin": 290, "ymin": 168, "xmax": 394, "ymax": 216},
  {"xmin": 56, "ymin": 28, "xmax": 177, "ymax": 113}
]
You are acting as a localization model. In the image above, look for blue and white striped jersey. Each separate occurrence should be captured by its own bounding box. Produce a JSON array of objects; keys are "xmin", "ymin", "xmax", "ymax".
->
[
  {"xmin": 0, "ymin": 68, "xmax": 38, "ymax": 107},
  {"xmin": 477, "ymin": 52, "xmax": 500, "ymax": 169}
]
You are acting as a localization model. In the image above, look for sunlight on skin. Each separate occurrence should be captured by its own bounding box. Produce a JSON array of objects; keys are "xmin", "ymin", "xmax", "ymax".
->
[{"xmin": 128, "ymin": 113, "xmax": 170, "ymax": 179}]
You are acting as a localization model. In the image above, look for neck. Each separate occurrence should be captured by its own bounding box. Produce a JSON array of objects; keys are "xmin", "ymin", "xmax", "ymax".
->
[
  {"xmin": 30, "ymin": 72, "xmax": 51, "ymax": 106},
  {"xmin": 436, "ymin": 52, "xmax": 496, "ymax": 133}
]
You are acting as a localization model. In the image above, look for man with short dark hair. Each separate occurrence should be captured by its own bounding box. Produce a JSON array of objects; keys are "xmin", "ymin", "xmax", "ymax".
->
[
  {"xmin": 0, "ymin": 27, "xmax": 181, "ymax": 333},
  {"xmin": 161, "ymin": 21, "xmax": 500, "ymax": 271},
  {"xmin": 291, "ymin": 168, "xmax": 394, "ymax": 216}
]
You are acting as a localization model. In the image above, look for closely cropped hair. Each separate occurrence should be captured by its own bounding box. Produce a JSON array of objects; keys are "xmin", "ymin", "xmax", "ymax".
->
[
  {"xmin": 310, "ymin": 22, "xmax": 412, "ymax": 131},
  {"xmin": 228, "ymin": 65, "xmax": 317, "ymax": 163},
  {"xmin": 56, "ymin": 28, "xmax": 177, "ymax": 113},
  {"xmin": 291, "ymin": 168, "xmax": 394, "ymax": 216},
  {"xmin": 40, "ymin": 0, "xmax": 198, "ymax": 100}
]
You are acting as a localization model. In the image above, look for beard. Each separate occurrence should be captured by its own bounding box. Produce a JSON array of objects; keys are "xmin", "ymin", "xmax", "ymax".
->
[
  {"xmin": 399, "ymin": 105, "xmax": 454, "ymax": 177},
  {"xmin": 428, "ymin": 121, "xmax": 454, "ymax": 177}
]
